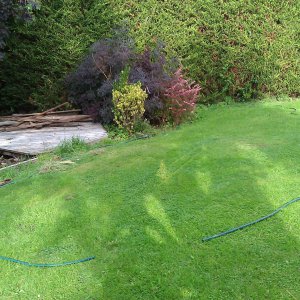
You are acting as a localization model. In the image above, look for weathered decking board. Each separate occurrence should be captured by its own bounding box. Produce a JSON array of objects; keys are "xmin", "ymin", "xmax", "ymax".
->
[{"xmin": 0, "ymin": 123, "xmax": 107, "ymax": 155}]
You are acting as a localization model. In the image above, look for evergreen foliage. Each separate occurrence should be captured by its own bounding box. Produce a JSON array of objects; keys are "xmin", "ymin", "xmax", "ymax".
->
[
  {"xmin": 1, "ymin": 0, "xmax": 299, "ymax": 114},
  {"xmin": 115, "ymin": 0, "xmax": 300, "ymax": 102},
  {"xmin": 0, "ymin": 0, "xmax": 14, "ymax": 61},
  {"xmin": 0, "ymin": 0, "xmax": 117, "ymax": 114}
]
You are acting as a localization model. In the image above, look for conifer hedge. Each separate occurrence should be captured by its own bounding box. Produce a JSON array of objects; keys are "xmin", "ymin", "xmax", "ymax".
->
[
  {"xmin": 1, "ymin": 0, "xmax": 299, "ymax": 113},
  {"xmin": 0, "ymin": 0, "xmax": 118, "ymax": 113},
  {"xmin": 115, "ymin": 0, "xmax": 300, "ymax": 102}
]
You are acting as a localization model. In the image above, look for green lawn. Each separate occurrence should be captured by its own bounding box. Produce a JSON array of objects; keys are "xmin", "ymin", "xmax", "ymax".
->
[{"xmin": 1, "ymin": 100, "xmax": 300, "ymax": 299}]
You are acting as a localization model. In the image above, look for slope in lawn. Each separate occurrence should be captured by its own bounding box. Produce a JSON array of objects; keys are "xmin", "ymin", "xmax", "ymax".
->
[{"xmin": 0, "ymin": 101, "xmax": 299, "ymax": 299}]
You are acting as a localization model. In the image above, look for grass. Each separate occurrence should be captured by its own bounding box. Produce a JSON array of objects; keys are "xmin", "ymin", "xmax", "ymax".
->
[
  {"xmin": 1, "ymin": 100, "xmax": 300, "ymax": 299},
  {"xmin": 54, "ymin": 137, "xmax": 89, "ymax": 158}
]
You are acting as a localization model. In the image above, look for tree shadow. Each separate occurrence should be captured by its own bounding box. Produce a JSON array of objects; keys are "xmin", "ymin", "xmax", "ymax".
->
[
  {"xmin": 0, "ymin": 103, "xmax": 300, "ymax": 298},
  {"xmin": 98, "ymin": 103, "xmax": 300, "ymax": 299}
]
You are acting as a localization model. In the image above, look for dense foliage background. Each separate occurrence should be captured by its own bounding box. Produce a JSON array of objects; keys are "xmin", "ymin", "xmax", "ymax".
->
[
  {"xmin": 0, "ymin": 0, "xmax": 13, "ymax": 61},
  {"xmin": 1, "ymin": 0, "xmax": 299, "ymax": 114},
  {"xmin": 0, "ymin": 0, "xmax": 118, "ymax": 113},
  {"xmin": 117, "ymin": 0, "xmax": 300, "ymax": 102}
]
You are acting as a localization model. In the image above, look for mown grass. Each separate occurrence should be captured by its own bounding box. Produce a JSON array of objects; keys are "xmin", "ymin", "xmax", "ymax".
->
[{"xmin": 0, "ymin": 100, "xmax": 300, "ymax": 299}]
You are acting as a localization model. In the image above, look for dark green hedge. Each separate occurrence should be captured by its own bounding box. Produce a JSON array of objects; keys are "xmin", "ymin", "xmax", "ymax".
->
[
  {"xmin": 0, "ymin": 0, "xmax": 118, "ymax": 114},
  {"xmin": 1, "ymin": 0, "xmax": 299, "ymax": 114},
  {"xmin": 115, "ymin": 0, "xmax": 300, "ymax": 102}
]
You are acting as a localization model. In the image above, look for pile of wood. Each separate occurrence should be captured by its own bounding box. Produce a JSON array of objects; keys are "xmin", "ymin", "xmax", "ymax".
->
[{"xmin": 0, "ymin": 103, "xmax": 93, "ymax": 132}]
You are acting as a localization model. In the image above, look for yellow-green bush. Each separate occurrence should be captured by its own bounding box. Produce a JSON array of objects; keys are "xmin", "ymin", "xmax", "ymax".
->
[{"xmin": 112, "ymin": 83, "xmax": 147, "ymax": 133}]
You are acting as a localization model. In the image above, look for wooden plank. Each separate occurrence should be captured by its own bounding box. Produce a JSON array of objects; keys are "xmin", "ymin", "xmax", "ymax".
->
[
  {"xmin": 1, "ymin": 122, "xmax": 52, "ymax": 132},
  {"xmin": 0, "ymin": 121, "xmax": 19, "ymax": 127},
  {"xmin": 38, "ymin": 102, "xmax": 69, "ymax": 116},
  {"xmin": 1, "ymin": 102, "xmax": 68, "ymax": 125},
  {"xmin": 4, "ymin": 102, "xmax": 69, "ymax": 127},
  {"xmin": 21, "ymin": 115, "xmax": 92, "ymax": 122},
  {"xmin": 0, "ymin": 115, "xmax": 93, "ymax": 132},
  {"xmin": 11, "ymin": 109, "xmax": 81, "ymax": 117}
]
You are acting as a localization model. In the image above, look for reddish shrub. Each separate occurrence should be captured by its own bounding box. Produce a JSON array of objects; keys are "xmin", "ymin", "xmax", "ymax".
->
[{"xmin": 164, "ymin": 68, "xmax": 201, "ymax": 125}]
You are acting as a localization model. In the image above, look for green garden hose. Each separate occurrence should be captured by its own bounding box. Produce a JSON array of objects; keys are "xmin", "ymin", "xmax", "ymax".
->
[
  {"xmin": 0, "ymin": 255, "xmax": 95, "ymax": 267},
  {"xmin": 0, "ymin": 134, "xmax": 152, "ymax": 267},
  {"xmin": 0, "ymin": 166, "xmax": 96, "ymax": 268},
  {"xmin": 0, "ymin": 176, "xmax": 94, "ymax": 268},
  {"xmin": 202, "ymin": 196, "xmax": 300, "ymax": 242}
]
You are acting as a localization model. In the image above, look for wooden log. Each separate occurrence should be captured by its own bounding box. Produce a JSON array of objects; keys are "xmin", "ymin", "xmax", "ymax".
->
[
  {"xmin": 0, "ymin": 114, "xmax": 92, "ymax": 130},
  {"xmin": 39, "ymin": 102, "xmax": 69, "ymax": 116},
  {"xmin": 1, "ymin": 122, "xmax": 53, "ymax": 132},
  {"xmin": 14, "ymin": 102, "xmax": 69, "ymax": 127},
  {"xmin": 11, "ymin": 109, "xmax": 81, "ymax": 117},
  {"xmin": 32, "ymin": 115, "xmax": 92, "ymax": 122},
  {"xmin": 0, "ymin": 121, "xmax": 19, "ymax": 127}
]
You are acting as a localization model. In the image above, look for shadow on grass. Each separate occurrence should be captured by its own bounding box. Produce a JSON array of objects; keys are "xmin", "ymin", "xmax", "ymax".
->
[{"xmin": 0, "ymin": 103, "xmax": 299, "ymax": 298}]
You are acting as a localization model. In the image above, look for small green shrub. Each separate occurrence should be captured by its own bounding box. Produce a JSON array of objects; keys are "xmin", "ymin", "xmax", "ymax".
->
[
  {"xmin": 112, "ymin": 81, "xmax": 147, "ymax": 133},
  {"xmin": 55, "ymin": 137, "xmax": 88, "ymax": 157},
  {"xmin": 133, "ymin": 119, "xmax": 153, "ymax": 134},
  {"xmin": 105, "ymin": 124, "xmax": 130, "ymax": 140}
]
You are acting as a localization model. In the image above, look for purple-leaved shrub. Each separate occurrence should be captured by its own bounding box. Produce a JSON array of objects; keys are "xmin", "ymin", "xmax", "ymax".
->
[
  {"xmin": 129, "ymin": 43, "xmax": 178, "ymax": 124},
  {"xmin": 66, "ymin": 30, "xmax": 134, "ymax": 123},
  {"xmin": 66, "ymin": 32, "xmax": 198, "ymax": 126}
]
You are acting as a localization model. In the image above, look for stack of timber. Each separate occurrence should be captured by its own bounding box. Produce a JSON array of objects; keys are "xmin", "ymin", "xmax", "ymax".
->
[{"xmin": 0, "ymin": 103, "xmax": 93, "ymax": 132}]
